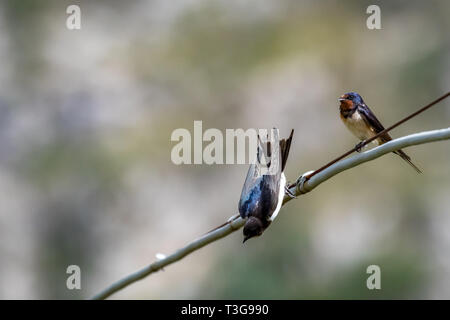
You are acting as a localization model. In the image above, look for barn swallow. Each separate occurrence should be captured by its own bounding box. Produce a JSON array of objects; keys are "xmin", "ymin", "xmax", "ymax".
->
[
  {"xmin": 339, "ymin": 92, "xmax": 421, "ymax": 173},
  {"xmin": 238, "ymin": 129, "xmax": 294, "ymax": 243}
]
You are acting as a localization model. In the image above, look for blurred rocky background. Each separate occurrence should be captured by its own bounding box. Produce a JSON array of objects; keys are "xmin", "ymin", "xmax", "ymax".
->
[{"xmin": 0, "ymin": 0, "xmax": 449, "ymax": 299}]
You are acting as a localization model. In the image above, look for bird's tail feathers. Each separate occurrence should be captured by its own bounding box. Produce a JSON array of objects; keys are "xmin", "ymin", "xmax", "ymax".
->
[
  {"xmin": 280, "ymin": 129, "xmax": 294, "ymax": 172},
  {"xmin": 394, "ymin": 150, "xmax": 422, "ymax": 174}
]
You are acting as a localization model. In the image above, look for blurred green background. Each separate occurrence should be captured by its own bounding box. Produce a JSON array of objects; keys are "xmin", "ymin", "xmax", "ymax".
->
[{"xmin": 0, "ymin": 0, "xmax": 449, "ymax": 299}]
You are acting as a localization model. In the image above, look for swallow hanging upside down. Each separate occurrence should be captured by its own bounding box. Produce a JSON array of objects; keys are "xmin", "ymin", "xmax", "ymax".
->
[{"xmin": 238, "ymin": 129, "xmax": 294, "ymax": 243}]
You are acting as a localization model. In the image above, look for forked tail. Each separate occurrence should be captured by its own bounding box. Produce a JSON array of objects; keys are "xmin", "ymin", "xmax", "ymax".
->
[
  {"xmin": 394, "ymin": 150, "xmax": 422, "ymax": 174},
  {"xmin": 280, "ymin": 129, "xmax": 294, "ymax": 172}
]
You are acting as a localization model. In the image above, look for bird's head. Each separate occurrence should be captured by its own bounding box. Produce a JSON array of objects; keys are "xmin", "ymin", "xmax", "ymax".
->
[
  {"xmin": 339, "ymin": 92, "xmax": 364, "ymax": 112},
  {"xmin": 243, "ymin": 216, "xmax": 264, "ymax": 243}
]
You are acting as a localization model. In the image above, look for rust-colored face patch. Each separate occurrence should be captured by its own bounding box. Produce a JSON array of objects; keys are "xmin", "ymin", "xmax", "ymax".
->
[{"xmin": 339, "ymin": 97, "xmax": 354, "ymax": 112}]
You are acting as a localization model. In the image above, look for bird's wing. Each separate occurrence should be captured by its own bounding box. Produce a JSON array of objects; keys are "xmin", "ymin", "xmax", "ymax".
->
[
  {"xmin": 358, "ymin": 104, "xmax": 420, "ymax": 172},
  {"xmin": 357, "ymin": 104, "xmax": 392, "ymax": 142},
  {"xmin": 262, "ymin": 129, "xmax": 282, "ymax": 219},
  {"xmin": 238, "ymin": 162, "xmax": 259, "ymax": 219},
  {"xmin": 238, "ymin": 136, "xmax": 264, "ymax": 218},
  {"xmin": 238, "ymin": 129, "xmax": 282, "ymax": 219}
]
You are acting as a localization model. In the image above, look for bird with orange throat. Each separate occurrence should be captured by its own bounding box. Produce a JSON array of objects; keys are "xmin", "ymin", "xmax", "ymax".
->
[{"xmin": 339, "ymin": 92, "xmax": 421, "ymax": 173}]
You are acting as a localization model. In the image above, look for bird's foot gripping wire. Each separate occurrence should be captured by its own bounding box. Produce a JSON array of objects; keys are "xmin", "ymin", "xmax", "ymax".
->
[
  {"xmin": 355, "ymin": 141, "xmax": 366, "ymax": 153},
  {"xmin": 284, "ymin": 185, "xmax": 297, "ymax": 199},
  {"xmin": 294, "ymin": 170, "xmax": 315, "ymax": 195}
]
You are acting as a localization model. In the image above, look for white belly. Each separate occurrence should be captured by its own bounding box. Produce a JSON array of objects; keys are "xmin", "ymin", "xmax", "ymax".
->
[
  {"xmin": 269, "ymin": 172, "xmax": 286, "ymax": 222},
  {"xmin": 343, "ymin": 111, "xmax": 377, "ymax": 141}
]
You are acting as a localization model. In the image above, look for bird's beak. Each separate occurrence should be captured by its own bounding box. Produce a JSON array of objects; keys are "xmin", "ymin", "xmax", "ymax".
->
[
  {"xmin": 243, "ymin": 236, "xmax": 250, "ymax": 243},
  {"xmin": 339, "ymin": 94, "xmax": 348, "ymax": 103}
]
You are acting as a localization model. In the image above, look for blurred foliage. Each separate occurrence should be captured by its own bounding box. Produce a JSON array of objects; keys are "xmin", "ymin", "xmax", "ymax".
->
[{"xmin": 0, "ymin": 0, "xmax": 448, "ymax": 299}]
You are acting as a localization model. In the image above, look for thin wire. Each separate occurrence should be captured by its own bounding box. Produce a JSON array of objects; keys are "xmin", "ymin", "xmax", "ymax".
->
[{"xmin": 298, "ymin": 91, "xmax": 450, "ymax": 183}]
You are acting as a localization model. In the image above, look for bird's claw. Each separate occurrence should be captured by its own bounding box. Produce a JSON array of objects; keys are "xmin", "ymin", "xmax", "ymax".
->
[
  {"xmin": 355, "ymin": 141, "xmax": 366, "ymax": 153},
  {"xmin": 285, "ymin": 185, "xmax": 297, "ymax": 199}
]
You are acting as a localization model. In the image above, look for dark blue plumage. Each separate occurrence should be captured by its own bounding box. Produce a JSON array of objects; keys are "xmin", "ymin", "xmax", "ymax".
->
[
  {"xmin": 238, "ymin": 129, "xmax": 294, "ymax": 242},
  {"xmin": 239, "ymin": 176, "xmax": 278, "ymax": 226}
]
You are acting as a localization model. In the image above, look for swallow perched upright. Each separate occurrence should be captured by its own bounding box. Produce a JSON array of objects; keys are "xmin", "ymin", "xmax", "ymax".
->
[
  {"xmin": 238, "ymin": 129, "xmax": 294, "ymax": 243},
  {"xmin": 339, "ymin": 92, "xmax": 421, "ymax": 173}
]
